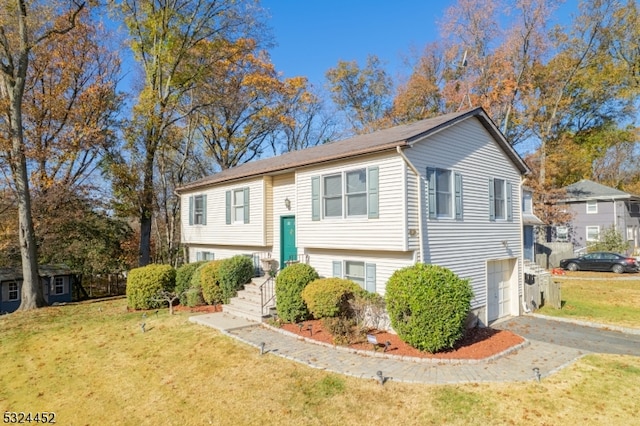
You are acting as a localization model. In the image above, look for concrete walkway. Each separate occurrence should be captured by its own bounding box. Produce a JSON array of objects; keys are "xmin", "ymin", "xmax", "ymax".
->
[{"xmin": 189, "ymin": 313, "xmax": 596, "ymax": 384}]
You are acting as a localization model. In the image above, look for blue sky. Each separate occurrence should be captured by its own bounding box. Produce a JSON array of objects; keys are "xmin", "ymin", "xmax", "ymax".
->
[
  {"xmin": 261, "ymin": 0, "xmax": 454, "ymax": 92},
  {"xmin": 260, "ymin": 0, "xmax": 579, "ymax": 95}
]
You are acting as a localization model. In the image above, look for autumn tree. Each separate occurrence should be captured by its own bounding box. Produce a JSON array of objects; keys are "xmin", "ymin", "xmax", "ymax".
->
[
  {"xmin": 191, "ymin": 38, "xmax": 313, "ymax": 169},
  {"xmin": 326, "ymin": 54, "xmax": 393, "ymax": 134},
  {"xmin": 111, "ymin": 0, "xmax": 262, "ymax": 266},
  {"xmin": 0, "ymin": 0, "xmax": 86, "ymax": 310}
]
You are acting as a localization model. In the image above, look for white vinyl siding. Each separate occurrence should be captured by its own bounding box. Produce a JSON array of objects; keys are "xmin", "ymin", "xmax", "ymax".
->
[
  {"xmin": 297, "ymin": 154, "xmax": 406, "ymax": 251},
  {"xmin": 405, "ymin": 117, "xmax": 523, "ymax": 317},
  {"xmin": 181, "ymin": 177, "xmax": 267, "ymax": 247}
]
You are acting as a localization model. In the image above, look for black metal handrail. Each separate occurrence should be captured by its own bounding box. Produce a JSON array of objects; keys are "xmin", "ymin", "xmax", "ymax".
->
[{"xmin": 259, "ymin": 275, "xmax": 275, "ymax": 317}]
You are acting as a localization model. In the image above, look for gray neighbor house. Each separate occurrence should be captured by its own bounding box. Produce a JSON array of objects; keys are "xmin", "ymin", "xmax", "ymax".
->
[{"xmin": 553, "ymin": 179, "xmax": 640, "ymax": 255}]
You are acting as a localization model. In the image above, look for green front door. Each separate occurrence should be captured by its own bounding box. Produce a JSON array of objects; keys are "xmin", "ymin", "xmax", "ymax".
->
[{"xmin": 280, "ymin": 216, "xmax": 297, "ymax": 268}]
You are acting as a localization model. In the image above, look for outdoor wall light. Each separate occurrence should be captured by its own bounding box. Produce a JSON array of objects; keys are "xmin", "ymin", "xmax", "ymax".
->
[{"xmin": 284, "ymin": 197, "xmax": 291, "ymax": 210}]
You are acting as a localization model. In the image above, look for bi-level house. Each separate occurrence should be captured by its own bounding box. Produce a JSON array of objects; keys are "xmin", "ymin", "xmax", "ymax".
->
[
  {"xmin": 554, "ymin": 179, "xmax": 640, "ymax": 253},
  {"xmin": 176, "ymin": 108, "xmax": 530, "ymax": 325}
]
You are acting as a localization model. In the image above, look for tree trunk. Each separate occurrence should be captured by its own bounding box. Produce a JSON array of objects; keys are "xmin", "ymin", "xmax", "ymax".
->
[
  {"xmin": 138, "ymin": 145, "xmax": 156, "ymax": 266},
  {"xmin": 7, "ymin": 86, "xmax": 46, "ymax": 310}
]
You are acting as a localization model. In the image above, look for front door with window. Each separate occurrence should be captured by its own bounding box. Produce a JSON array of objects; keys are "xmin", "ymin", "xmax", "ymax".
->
[{"xmin": 280, "ymin": 216, "xmax": 297, "ymax": 268}]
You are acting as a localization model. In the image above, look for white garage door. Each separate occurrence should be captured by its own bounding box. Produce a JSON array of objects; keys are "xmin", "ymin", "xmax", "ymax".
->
[{"xmin": 487, "ymin": 259, "xmax": 515, "ymax": 322}]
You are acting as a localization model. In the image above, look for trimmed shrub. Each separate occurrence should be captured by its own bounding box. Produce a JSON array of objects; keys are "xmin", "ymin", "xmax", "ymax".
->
[
  {"xmin": 275, "ymin": 263, "xmax": 319, "ymax": 322},
  {"xmin": 201, "ymin": 260, "xmax": 224, "ymax": 305},
  {"xmin": 186, "ymin": 264, "xmax": 207, "ymax": 307},
  {"xmin": 176, "ymin": 261, "xmax": 207, "ymax": 305},
  {"xmin": 126, "ymin": 264, "xmax": 176, "ymax": 310},
  {"xmin": 301, "ymin": 278, "xmax": 365, "ymax": 319},
  {"xmin": 218, "ymin": 255, "xmax": 255, "ymax": 303},
  {"xmin": 385, "ymin": 263, "xmax": 473, "ymax": 353}
]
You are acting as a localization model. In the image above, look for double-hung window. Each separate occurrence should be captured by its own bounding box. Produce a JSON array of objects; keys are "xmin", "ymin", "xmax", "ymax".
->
[
  {"xmin": 427, "ymin": 167, "xmax": 462, "ymax": 219},
  {"xmin": 54, "ymin": 277, "xmax": 64, "ymax": 295},
  {"xmin": 188, "ymin": 194, "xmax": 207, "ymax": 225},
  {"xmin": 8, "ymin": 281, "xmax": 18, "ymax": 301},
  {"xmin": 489, "ymin": 178, "xmax": 512, "ymax": 221},
  {"xmin": 556, "ymin": 226, "xmax": 569, "ymax": 242},
  {"xmin": 225, "ymin": 187, "xmax": 250, "ymax": 224},
  {"xmin": 323, "ymin": 174, "xmax": 342, "ymax": 217},
  {"xmin": 493, "ymin": 179, "xmax": 506, "ymax": 219},
  {"xmin": 345, "ymin": 169, "xmax": 367, "ymax": 216},
  {"xmin": 586, "ymin": 226, "xmax": 600, "ymax": 242},
  {"xmin": 332, "ymin": 260, "xmax": 376, "ymax": 292},
  {"xmin": 586, "ymin": 200, "xmax": 597, "ymax": 214},
  {"xmin": 312, "ymin": 166, "xmax": 379, "ymax": 220}
]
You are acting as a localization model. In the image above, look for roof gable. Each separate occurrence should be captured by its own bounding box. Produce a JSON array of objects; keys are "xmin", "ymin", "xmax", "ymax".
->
[
  {"xmin": 177, "ymin": 107, "xmax": 528, "ymax": 192},
  {"xmin": 560, "ymin": 179, "xmax": 640, "ymax": 202}
]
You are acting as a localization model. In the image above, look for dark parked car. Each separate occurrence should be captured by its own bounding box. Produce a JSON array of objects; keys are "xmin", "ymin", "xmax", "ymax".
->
[{"xmin": 559, "ymin": 252, "xmax": 638, "ymax": 274}]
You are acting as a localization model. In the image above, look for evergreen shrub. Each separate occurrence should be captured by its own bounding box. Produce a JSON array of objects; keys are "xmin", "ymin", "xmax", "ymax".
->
[
  {"xmin": 126, "ymin": 264, "xmax": 176, "ymax": 310},
  {"xmin": 175, "ymin": 261, "xmax": 207, "ymax": 305},
  {"xmin": 385, "ymin": 263, "xmax": 473, "ymax": 353},
  {"xmin": 301, "ymin": 278, "xmax": 365, "ymax": 319},
  {"xmin": 274, "ymin": 263, "xmax": 319, "ymax": 322},
  {"xmin": 218, "ymin": 255, "xmax": 255, "ymax": 303}
]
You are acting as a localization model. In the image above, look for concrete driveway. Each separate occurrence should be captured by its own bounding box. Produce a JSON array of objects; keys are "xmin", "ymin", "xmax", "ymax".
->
[{"xmin": 494, "ymin": 315, "xmax": 640, "ymax": 357}]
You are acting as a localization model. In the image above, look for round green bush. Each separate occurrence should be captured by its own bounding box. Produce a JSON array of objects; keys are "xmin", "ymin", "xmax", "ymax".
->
[
  {"xmin": 201, "ymin": 260, "xmax": 224, "ymax": 305},
  {"xmin": 126, "ymin": 264, "xmax": 176, "ymax": 310},
  {"xmin": 301, "ymin": 278, "xmax": 365, "ymax": 319},
  {"xmin": 275, "ymin": 263, "xmax": 319, "ymax": 322},
  {"xmin": 176, "ymin": 261, "xmax": 207, "ymax": 305},
  {"xmin": 218, "ymin": 255, "xmax": 255, "ymax": 303},
  {"xmin": 385, "ymin": 263, "xmax": 473, "ymax": 353}
]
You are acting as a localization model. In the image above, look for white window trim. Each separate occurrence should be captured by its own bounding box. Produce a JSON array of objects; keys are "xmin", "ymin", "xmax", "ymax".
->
[
  {"xmin": 434, "ymin": 169, "xmax": 453, "ymax": 218},
  {"xmin": 8, "ymin": 281, "xmax": 19, "ymax": 301},
  {"xmin": 586, "ymin": 225, "xmax": 600, "ymax": 242},
  {"xmin": 586, "ymin": 200, "xmax": 598, "ymax": 214},
  {"xmin": 232, "ymin": 189, "xmax": 245, "ymax": 223},
  {"xmin": 344, "ymin": 260, "xmax": 365, "ymax": 288},
  {"xmin": 494, "ymin": 178, "xmax": 506, "ymax": 220},
  {"xmin": 322, "ymin": 168, "xmax": 368, "ymax": 219},
  {"xmin": 54, "ymin": 277, "xmax": 64, "ymax": 295},
  {"xmin": 193, "ymin": 195, "xmax": 205, "ymax": 225},
  {"xmin": 556, "ymin": 225, "xmax": 569, "ymax": 242}
]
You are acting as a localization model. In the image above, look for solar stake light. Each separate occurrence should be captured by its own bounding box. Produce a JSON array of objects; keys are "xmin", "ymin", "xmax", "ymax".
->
[
  {"xmin": 307, "ymin": 324, "xmax": 313, "ymax": 336},
  {"xmin": 297, "ymin": 323, "xmax": 303, "ymax": 332},
  {"xmin": 140, "ymin": 322, "xmax": 146, "ymax": 333},
  {"xmin": 259, "ymin": 342, "xmax": 265, "ymax": 355},
  {"xmin": 376, "ymin": 370, "xmax": 384, "ymax": 386},
  {"xmin": 384, "ymin": 341, "xmax": 391, "ymax": 353},
  {"xmin": 533, "ymin": 367, "xmax": 541, "ymax": 382}
]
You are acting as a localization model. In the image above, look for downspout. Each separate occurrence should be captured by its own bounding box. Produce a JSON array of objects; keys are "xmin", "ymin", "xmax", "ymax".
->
[{"xmin": 396, "ymin": 146, "xmax": 424, "ymax": 263}]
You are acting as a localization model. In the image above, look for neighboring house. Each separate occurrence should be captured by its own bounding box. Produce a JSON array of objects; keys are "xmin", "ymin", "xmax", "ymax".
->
[
  {"xmin": 176, "ymin": 107, "xmax": 530, "ymax": 325},
  {"xmin": 0, "ymin": 264, "xmax": 76, "ymax": 314},
  {"xmin": 554, "ymin": 179, "xmax": 640, "ymax": 253},
  {"xmin": 522, "ymin": 186, "xmax": 544, "ymax": 262}
]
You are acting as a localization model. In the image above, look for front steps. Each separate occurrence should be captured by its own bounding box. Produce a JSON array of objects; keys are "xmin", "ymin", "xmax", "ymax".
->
[{"xmin": 222, "ymin": 275, "xmax": 275, "ymax": 322}]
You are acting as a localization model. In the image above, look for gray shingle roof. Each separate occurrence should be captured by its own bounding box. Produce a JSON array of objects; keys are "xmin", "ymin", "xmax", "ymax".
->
[
  {"xmin": 176, "ymin": 107, "xmax": 528, "ymax": 192},
  {"xmin": 560, "ymin": 179, "xmax": 640, "ymax": 201}
]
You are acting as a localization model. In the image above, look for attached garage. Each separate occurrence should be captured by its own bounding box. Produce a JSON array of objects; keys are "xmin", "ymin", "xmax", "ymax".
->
[{"xmin": 486, "ymin": 258, "xmax": 518, "ymax": 322}]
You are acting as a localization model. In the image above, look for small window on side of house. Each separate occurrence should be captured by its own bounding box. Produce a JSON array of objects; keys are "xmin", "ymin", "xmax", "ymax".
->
[
  {"xmin": 344, "ymin": 261, "xmax": 365, "ymax": 288},
  {"xmin": 586, "ymin": 226, "xmax": 600, "ymax": 241},
  {"xmin": 556, "ymin": 226, "xmax": 568, "ymax": 242},
  {"xmin": 54, "ymin": 277, "xmax": 64, "ymax": 295},
  {"xmin": 586, "ymin": 200, "xmax": 597, "ymax": 214},
  {"xmin": 8, "ymin": 281, "xmax": 18, "ymax": 301}
]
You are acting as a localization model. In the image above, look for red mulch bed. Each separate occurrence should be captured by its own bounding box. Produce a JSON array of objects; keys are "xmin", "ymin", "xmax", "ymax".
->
[
  {"xmin": 280, "ymin": 319, "xmax": 525, "ymax": 360},
  {"xmin": 179, "ymin": 304, "xmax": 525, "ymax": 360}
]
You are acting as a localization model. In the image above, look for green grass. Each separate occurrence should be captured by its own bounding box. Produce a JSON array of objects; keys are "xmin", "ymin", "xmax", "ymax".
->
[
  {"xmin": 538, "ymin": 277, "xmax": 640, "ymax": 328},
  {"xmin": 1, "ymin": 298, "xmax": 640, "ymax": 425}
]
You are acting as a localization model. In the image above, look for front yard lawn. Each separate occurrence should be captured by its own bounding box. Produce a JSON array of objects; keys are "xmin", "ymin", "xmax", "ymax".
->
[
  {"xmin": 1, "ymin": 298, "xmax": 639, "ymax": 425},
  {"xmin": 539, "ymin": 274, "xmax": 640, "ymax": 329}
]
